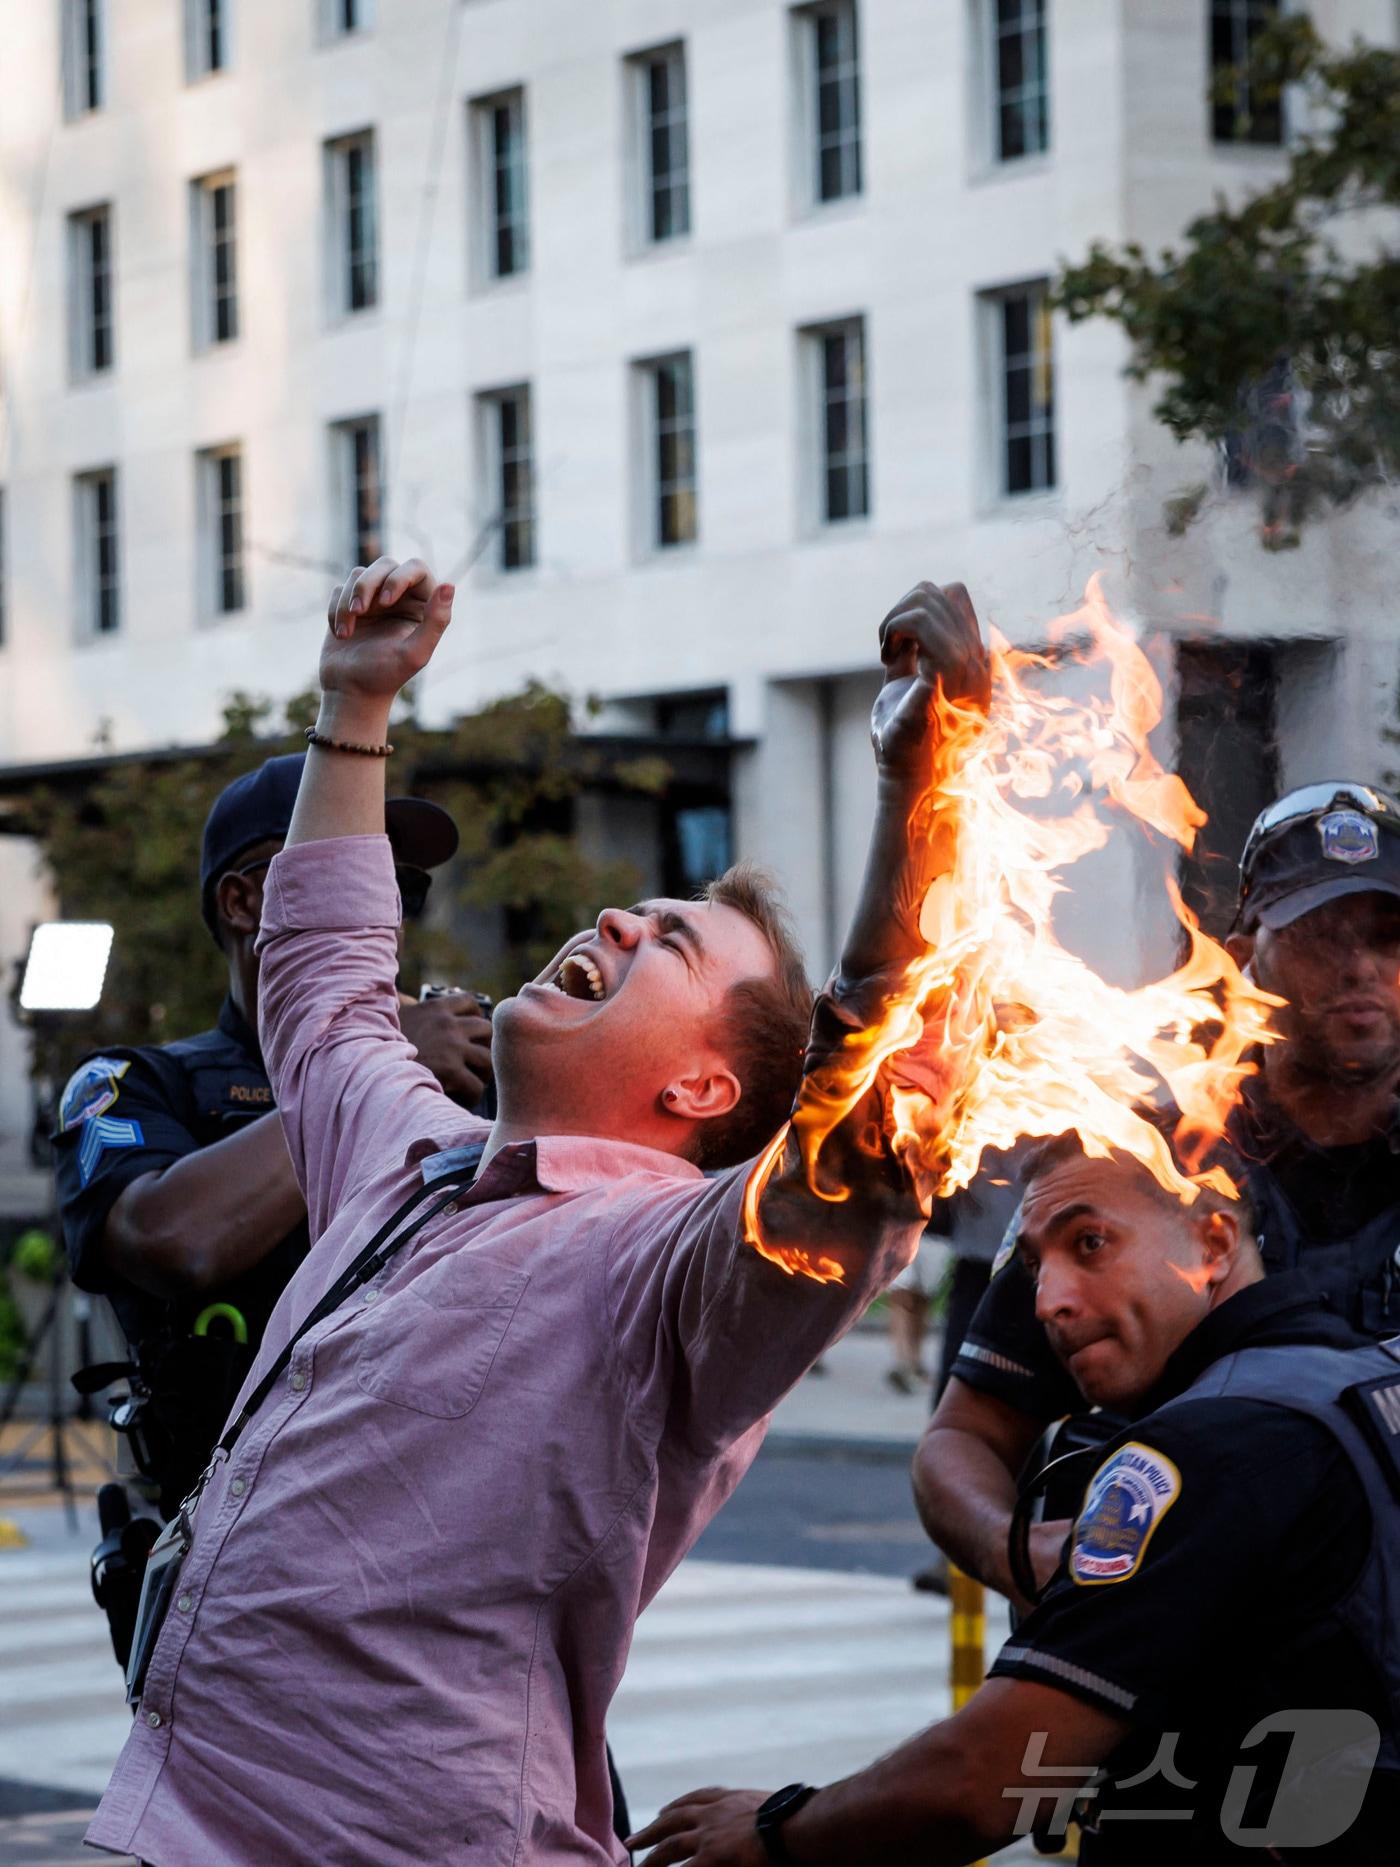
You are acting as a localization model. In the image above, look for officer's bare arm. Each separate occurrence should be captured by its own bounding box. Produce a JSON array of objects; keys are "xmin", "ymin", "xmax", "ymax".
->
[
  {"xmin": 912, "ymin": 1379, "xmax": 1052, "ymax": 1607},
  {"xmin": 100, "ymin": 1114, "xmax": 306, "ymax": 1299},
  {"xmin": 634, "ymin": 1677, "xmax": 1127, "ymax": 1865}
]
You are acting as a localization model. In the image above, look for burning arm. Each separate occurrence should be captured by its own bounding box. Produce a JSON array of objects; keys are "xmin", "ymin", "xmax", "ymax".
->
[{"xmin": 749, "ymin": 583, "xmax": 992, "ymax": 1274}]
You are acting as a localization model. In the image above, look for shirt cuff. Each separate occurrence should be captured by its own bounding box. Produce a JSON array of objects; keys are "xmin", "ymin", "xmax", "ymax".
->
[{"xmin": 259, "ymin": 835, "xmax": 401, "ymax": 940}]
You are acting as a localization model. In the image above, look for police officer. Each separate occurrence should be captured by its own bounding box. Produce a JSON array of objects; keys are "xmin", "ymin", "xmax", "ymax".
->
[
  {"xmin": 914, "ymin": 781, "xmax": 1400, "ymax": 1609},
  {"xmin": 54, "ymin": 753, "xmax": 492, "ymax": 1524},
  {"xmin": 628, "ymin": 1126, "xmax": 1400, "ymax": 1866}
]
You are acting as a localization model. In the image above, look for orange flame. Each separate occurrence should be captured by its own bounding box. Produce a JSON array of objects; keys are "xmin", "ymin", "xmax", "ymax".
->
[{"xmin": 744, "ymin": 575, "xmax": 1283, "ymax": 1278}]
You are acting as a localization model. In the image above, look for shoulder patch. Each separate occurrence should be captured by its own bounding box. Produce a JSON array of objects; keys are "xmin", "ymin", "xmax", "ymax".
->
[
  {"xmin": 1070, "ymin": 1441, "xmax": 1181, "ymax": 1587},
  {"xmin": 59, "ymin": 1057, "xmax": 131, "ymax": 1132},
  {"xmin": 990, "ymin": 1201, "xmax": 1024, "ymax": 1279}
]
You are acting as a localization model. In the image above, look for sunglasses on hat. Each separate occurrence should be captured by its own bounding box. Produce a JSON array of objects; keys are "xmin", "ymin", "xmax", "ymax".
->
[
  {"xmin": 236, "ymin": 857, "xmax": 433, "ymax": 921},
  {"xmin": 1240, "ymin": 782, "xmax": 1400, "ymax": 878}
]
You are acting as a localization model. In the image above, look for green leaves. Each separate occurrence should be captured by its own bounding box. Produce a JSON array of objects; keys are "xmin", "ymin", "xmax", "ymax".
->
[
  {"xmin": 26, "ymin": 686, "xmax": 664, "ymax": 1085},
  {"xmin": 1056, "ymin": 13, "xmax": 1400, "ymax": 540}
]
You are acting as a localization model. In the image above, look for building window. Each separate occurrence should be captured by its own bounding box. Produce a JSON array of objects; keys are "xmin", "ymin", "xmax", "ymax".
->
[
  {"xmin": 62, "ymin": 0, "xmax": 106, "ymax": 117},
  {"xmin": 638, "ymin": 354, "xmax": 698, "ymax": 550},
  {"xmin": 326, "ymin": 130, "xmax": 378, "ymax": 314},
  {"xmin": 322, "ymin": 0, "xmax": 370, "ymax": 35},
  {"xmin": 197, "ymin": 446, "xmax": 245, "ymax": 614},
  {"xmin": 75, "ymin": 468, "xmax": 120, "ymax": 636},
  {"xmin": 991, "ymin": 0, "xmax": 1049, "ymax": 161},
  {"xmin": 331, "ymin": 416, "xmax": 383, "ymax": 566},
  {"xmin": 191, "ymin": 172, "xmax": 238, "ymax": 347},
  {"xmin": 631, "ymin": 44, "xmax": 690, "ymax": 245},
  {"xmin": 986, "ymin": 283, "xmax": 1055, "ymax": 496},
  {"xmin": 1211, "ymin": 0, "xmax": 1283, "ymax": 144},
  {"xmin": 797, "ymin": 1, "xmax": 862, "ymax": 205},
  {"xmin": 479, "ymin": 387, "xmax": 536, "ymax": 572},
  {"xmin": 185, "ymin": 0, "xmax": 231, "ymax": 80},
  {"xmin": 807, "ymin": 318, "xmax": 869, "ymax": 523},
  {"xmin": 473, "ymin": 89, "xmax": 530, "ymax": 280},
  {"xmin": 67, "ymin": 205, "xmax": 113, "ymax": 379}
]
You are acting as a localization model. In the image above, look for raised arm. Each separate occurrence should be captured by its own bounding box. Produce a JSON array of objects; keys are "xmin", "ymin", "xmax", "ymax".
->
[
  {"xmin": 750, "ymin": 582, "xmax": 992, "ymax": 1274},
  {"xmin": 257, "ymin": 560, "xmax": 471, "ymax": 1233}
]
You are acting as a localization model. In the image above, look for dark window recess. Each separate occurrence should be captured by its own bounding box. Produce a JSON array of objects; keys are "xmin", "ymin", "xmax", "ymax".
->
[
  {"xmin": 999, "ymin": 286, "xmax": 1054, "ymax": 495},
  {"xmin": 341, "ymin": 419, "xmax": 381, "ymax": 564},
  {"xmin": 81, "ymin": 470, "xmax": 120, "ymax": 636},
  {"xmin": 1175, "ymin": 641, "xmax": 1280, "ymax": 938},
  {"xmin": 1211, "ymin": 0, "xmax": 1283, "ymax": 145},
  {"xmin": 813, "ymin": 2, "xmax": 862, "ymax": 203},
  {"xmin": 994, "ymin": 0, "xmax": 1049, "ymax": 161},
  {"xmin": 215, "ymin": 452, "xmax": 244, "ymax": 612},
  {"xmin": 487, "ymin": 97, "xmax": 529, "ymax": 277},
  {"xmin": 656, "ymin": 691, "xmax": 729, "ymax": 740},
  {"xmin": 210, "ymin": 181, "xmax": 238, "ymax": 341},
  {"xmin": 1223, "ymin": 357, "xmax": 1298, "ymax": 487},
  {"xmin": 820, "ymin": 324, "xmax": 869, "ymax": 522},
  {"xmin": 76, "ymin": 0, "xmax": 103, "ymax": 110},
  {"xmin": 492, "ymin": 389, "xmax": 535, "ymax": 572},
  {"xmin": 661, "ymin": 795, "xmax": 733, "ymax": 898},
  {"xmin": 345, "ymin": 140, "xmax": 377, "ymax": 310},
  {"xmin": 644, "ymin": 50, "xmax": 690, "ymax": 241},
  {"xmin": 653, "ymin": 356, "xmax": 697, "ymax": 547}
]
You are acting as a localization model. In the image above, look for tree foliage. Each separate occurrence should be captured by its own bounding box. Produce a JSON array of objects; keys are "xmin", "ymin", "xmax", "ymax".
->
[
  {"xmin": 17, "ymin": 686, "xmax": 661, "ymax": 1090},
  {"xmin": 1056, "ymin": 15, "xmax": 1400, "ymax": 543}
]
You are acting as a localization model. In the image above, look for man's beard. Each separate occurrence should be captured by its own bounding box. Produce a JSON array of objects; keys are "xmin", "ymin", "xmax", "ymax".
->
[{"xmin": 1280, "ymin": 1005, "xmax": 1400, "ymax": 1092}]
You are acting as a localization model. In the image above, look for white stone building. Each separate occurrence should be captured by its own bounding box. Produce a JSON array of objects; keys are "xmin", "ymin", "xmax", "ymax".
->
[{"xmin": 0, "ymin": 0, "xmax": 1397, "ymax": 1214}]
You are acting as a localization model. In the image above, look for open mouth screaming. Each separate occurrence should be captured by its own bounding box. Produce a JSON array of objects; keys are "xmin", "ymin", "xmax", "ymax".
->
[{"xmin": 555, "ymin": 954, "xmax": 606, "ymax": 1003}]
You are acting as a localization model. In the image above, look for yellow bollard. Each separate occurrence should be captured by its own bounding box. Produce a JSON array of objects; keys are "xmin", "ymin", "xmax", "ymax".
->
[{"xmin": 948, "ymin": 1561, "xmax": 986, "ymax": 1711}]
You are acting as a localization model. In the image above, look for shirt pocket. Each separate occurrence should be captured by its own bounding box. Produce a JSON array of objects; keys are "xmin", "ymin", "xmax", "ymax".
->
[{"xmin": 356, "ymin": 1265, "xmax": 530, "ymax": 1419}]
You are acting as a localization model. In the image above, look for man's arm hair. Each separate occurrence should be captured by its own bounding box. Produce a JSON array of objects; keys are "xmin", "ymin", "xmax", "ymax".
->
[
  {"xmin": 912, "ymin": 1378, "xmax": 1050, "ymax": 1604},
  {"xmin": 99, "ymin": 1112, "xmax": 306, "ymax": 1298}
]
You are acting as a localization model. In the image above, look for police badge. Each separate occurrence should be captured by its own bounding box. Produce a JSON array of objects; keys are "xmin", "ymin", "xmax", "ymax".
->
[{"xmin": 1318, "ymin": 810, "xmax": 1380, "ymax": 866}]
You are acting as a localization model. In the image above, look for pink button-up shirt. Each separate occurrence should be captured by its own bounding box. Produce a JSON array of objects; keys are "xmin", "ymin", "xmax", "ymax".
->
[{"xmin": 88, "ymin": 836, "xmax": 913, "ymax": 1866}]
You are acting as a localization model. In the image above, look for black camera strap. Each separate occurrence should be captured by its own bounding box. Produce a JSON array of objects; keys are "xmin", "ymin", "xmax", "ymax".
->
[
  {"xmin": 127, "ymin": 1166, "xmax": 480, "ymax": 1707},
  {"xmin": 187, "ymin": 1167, "xmax": 479, "ymax": 1509}
]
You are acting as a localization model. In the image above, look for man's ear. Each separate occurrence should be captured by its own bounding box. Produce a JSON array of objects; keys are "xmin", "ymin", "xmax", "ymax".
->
[
  {"xmin": 215, "ymin": 870, "xmax": 263, "ymax": 942},
  {"xmin": 662, "ymin": 1066, "xmax": 742, "ymax": 1125},
  {"xmin": 1195, "ymin": 1206, "xmax": 1241, "ymax": 1286}
]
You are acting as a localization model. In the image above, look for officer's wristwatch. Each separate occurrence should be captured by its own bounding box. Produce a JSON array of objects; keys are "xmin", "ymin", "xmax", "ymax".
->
[{"xmin": 754, "ymin": 1783, "xmax": 819, "ymax": 1864}]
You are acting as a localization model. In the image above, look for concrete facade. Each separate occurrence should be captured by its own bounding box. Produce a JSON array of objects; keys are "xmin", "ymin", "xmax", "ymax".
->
[{"xmin": 1, "ymin": 0, "xmax": 1398, "ymax": 1202}]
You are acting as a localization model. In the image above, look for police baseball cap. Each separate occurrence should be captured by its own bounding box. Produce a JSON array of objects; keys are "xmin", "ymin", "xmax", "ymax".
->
[
  {"xmin": 1234, "ymin": 781, "xmax": 1400, "ymax": 932},
  {"xmin": 200, "ymin": 752, "xmax": 459, "ymax": 930}
]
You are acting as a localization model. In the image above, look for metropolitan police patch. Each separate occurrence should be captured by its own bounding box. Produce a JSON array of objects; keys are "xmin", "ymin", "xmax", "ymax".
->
[
  {"xmin": 1071, "ymin": 1442, "xmax": 1181, "ymax": 1586},
  {"xmin": 1318, "ymin": 809, "xmax": 1380, "ymax": 866},
  {"xmin": 59, "ymin": 1057, "xmax": 131, "ymax": 1132}
]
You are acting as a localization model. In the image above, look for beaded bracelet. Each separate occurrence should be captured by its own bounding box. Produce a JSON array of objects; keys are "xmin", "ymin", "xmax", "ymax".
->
[{"xmin": 304, "ymin": 725, "xmax": 395, "ymax": 759}]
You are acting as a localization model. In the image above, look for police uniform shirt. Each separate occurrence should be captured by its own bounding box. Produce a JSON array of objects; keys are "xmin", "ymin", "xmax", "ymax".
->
[
  {"xmin": 988, "ymin": 1277, "xmax": 1398, "ymax": 1865},
  {"xmin": 53, "ymin": 995, "xmax": 308, "ymax": 1355},
  {"xmin": 951, "ymin": 1087, "xmax": 1400, "ymax": 1418}
]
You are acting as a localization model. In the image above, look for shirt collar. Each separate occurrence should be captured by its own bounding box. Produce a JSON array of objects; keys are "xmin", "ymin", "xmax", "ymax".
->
[
  {"xmin": 408, "ymin": 1129, "xmax": 705, "ymax": 1196},
  {"xmin": 1133, "ymin": 1270, "xmax": 1344, "ymax": 1417}
]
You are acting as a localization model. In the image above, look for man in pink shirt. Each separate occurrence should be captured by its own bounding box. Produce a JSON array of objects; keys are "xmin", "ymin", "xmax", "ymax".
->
[{"xmin": 88, "ymin": 558, "xmax": 988, "ymax": 1866}]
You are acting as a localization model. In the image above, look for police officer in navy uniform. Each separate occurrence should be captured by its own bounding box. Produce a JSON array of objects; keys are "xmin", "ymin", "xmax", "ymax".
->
[
  {"xmin": 629, "ymin": 1124, "xmax": 1400, "ymax": 1867},
  {"xmin": 54, "ymin": 753, "xmax": 492, "ymax": 1522},
  {"xmin": 913, "ymin": 782, "xmax": 1400, "ymax": 1611}
]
